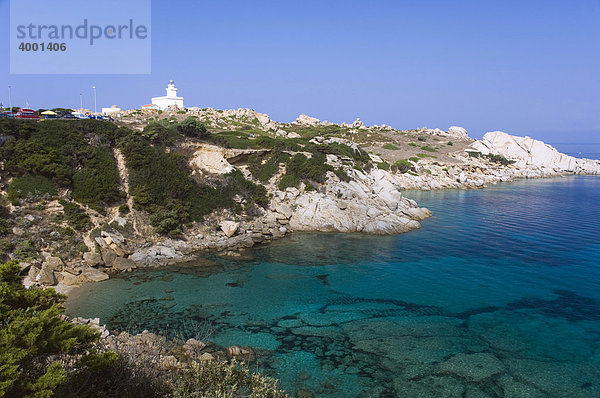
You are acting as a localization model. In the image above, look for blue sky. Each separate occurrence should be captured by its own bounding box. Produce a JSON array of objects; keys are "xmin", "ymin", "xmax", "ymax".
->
[{"xmin": 1, "ymin": 0, "xmax": 599, "ymax": 141}]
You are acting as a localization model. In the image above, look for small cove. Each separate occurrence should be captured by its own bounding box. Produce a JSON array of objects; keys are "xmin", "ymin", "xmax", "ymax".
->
[{"xmin": 66, "ymin": 176, "xmax": 600, "ymax": 397}]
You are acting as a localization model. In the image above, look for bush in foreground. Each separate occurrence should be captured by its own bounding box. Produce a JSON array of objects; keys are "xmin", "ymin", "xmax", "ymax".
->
[
  {"xmin": 170, "ymin": 359, "xmax": 287, "ymax": 398},
  {"xmin": 0, "ymin": 260, "xmax": 113, "ymax": 397},
  {"xmin": 0, "ymin": 260, "xmax": 288, "ymax": 397}
]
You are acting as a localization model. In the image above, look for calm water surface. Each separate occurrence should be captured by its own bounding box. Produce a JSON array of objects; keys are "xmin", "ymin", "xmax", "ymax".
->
[{"xmin": 67, "ymin": 176, "xmax": 600, "ymax": 397}]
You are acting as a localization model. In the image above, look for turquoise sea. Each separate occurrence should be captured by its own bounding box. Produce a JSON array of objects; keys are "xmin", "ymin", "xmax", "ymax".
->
[{"xmin": 66, "ymin": 176, "xmax": 600, "ymax": 397}]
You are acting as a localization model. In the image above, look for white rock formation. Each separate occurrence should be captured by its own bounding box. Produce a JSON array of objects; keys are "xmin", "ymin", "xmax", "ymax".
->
[
  {"xmin": 189, "ymin": 148, "xmax": 234, "ymax": 175},
  {"xmin": 286, "ymin": 168, "xmax": 431, "ymax": 235},
  {"xmin": 294, "ymin": 114, "xmax": 321, "ymax": 126},
  {"xmin": 470, "ymin": 131, "xmax": 600, "ymax": 174},
  {"xmin": 220, "ymin": 221, "xmax": 239, "ymax": 237},
  {"xmin": 447, "ymin": 126, "xmax": 470, "ymax": 140}
]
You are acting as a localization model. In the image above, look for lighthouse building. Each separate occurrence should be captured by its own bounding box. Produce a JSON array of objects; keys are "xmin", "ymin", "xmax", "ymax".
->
[{"xmin": 151, "ymin": 80, "xmax": 184, "ymax": 110}]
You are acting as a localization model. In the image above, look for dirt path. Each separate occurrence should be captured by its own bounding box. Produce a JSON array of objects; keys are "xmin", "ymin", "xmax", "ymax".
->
[{"xmin": 113, "ymin": 148, "xmax": 141, "ymax": 235}]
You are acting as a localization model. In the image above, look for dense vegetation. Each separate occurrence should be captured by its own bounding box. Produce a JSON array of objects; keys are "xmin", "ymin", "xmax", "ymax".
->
[
  {"xmin": 6, "ymin": 175, "xmax": 57, "ymax": 203},
  {"xmin": 0, "ymin": 260, "xmax": 288, "ymax": 397},
  {"xmin": 0, "ymin": 119, "xmax": 269, "ymax": 237},
  {"xmin": 120, "ymin": 135, "xmax": 267, "ymax": 236},
  {"xmin": 0, "ymin": 260, "xmax": 116, "ymax": 397},
  {"xmin": 0, "ymin": 119, "xmax": 124, "ymax": 211}
]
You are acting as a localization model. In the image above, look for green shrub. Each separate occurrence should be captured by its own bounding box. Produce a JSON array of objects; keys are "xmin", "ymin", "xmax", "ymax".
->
[
  {"xmin": 333, "ymin": 167, "xmax": 351, "ymax": 182},
  {"xmin": 121, "ymin": 137, "xmax": 268, "ymax": 235},
  {"xmin": 416, "ymin": 153, "xmax": 436, "ymax": 158},
  {"xmin": 278, "ymin": 174, "xmax": 300, "ymax": 190},
  {"xmin": 382, "ymin": 143, "xmax": 400, "ymax": 150},
  {"xmin": 320, "ymin": 142, "xmax": 371, "ymax": 165},
  {"xmin": 377, "ymin": 161, "xmax": 390, "ymax": 170},
  {"xmin": 177, "ymin": 117, "xmax": 208, "ymax": 138},
  {"xmin": 391, "ymin": 159, "xmax": 415, "ymax": 173},
  {"xmin": 420, "ymin": 145, "xmax": 437, "ymax": 152},
  {"xmin": 0, "ymin": 239, "xmax": 15, "ymax": 260},
  {"xmin": 486, "ymin": 153, "xmax": 515, "ymax": 165},
  {"xmin": 417, "ymin": 136, "xmax": 426, "ymax": 142},
  {"xmin": 247, "ymin": 154, "xmax": 263, "ymax": 178},
  {"xmin": 466, "ymin": 151, "xmax": 482, "ymax": 158},
  {"xmin": 57, "ymin": 199, "xmax": 92, "ymax": 230},
  {"xmin": 254, "ymin": 135, "xmax": 276, "ymax": 149},
  {"xmin": 0, "ymin": 260, "xmax": 111, "ymax": 398},
  {"xmin": 0, "ymin": 197, "xmax": 8, "ymax": 236},
  {"xmin": 13, "ymin": 239, "xmax": 37, "ymax": 260},
  {"xmin": 150, "ymin": 209, "xmax": 182, "ymax": 237},
  {"xmin": 285, "ymin": 152, "xmax": 331, "ymax": 185},
  {"xmin": 119, "ymin": 203, "xmax": 130, "ymax": 214},
  {"xmin": 223, "ymin": 169, "xmax": 269, "ymax": 208},
  {"xmin": 447, "ymin": 141, "xmax": 454, "ymax": 146},
  {"xmin": 7, "ymin": 175, "xmax": 57, "ymax": 203},
  {"xmin": 207, "ymin": 134, "xmax": 232, "ymax": 148},
  {"xmin": 170, "ymin": 359, "xmax": 287, "ymax": 398},
  {"xmin": 408, "ymin": 157, "xmax": 420, "ymax": 163},
  {"xmin": 0, "ymin": 119, "xmax": 126, "ymax": 210},
  {"xmin": 258, "ymin": 158, "xmax": 280, "ymax": 183},
  {"xmin": 72, "ymin": 147, "xmax": 122, "ymax": 209},
  {"xmin": 207, "ymin": 132, "xmax": 254, "ymax": 149},
  {"xmin": 408, "ymin": 142, "xmax": 417, "ymax": 147}
]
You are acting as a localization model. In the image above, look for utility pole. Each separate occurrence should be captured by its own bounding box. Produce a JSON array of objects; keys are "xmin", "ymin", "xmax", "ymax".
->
[
  {"xmin": 92, "ymin": 86, "xmax": 97, "ymax": 115},
  {"xmin": 8, "ymin": 85, "xmax": 12, "ymax": 113}
]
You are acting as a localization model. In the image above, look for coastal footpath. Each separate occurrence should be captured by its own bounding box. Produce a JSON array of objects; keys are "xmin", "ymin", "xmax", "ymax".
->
[{"xmin": 0, "ymin": 110, "xmax": 599, "ymax": 294}]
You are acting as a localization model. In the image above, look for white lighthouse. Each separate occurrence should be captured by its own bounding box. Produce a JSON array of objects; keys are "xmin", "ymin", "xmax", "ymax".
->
[{"xmin": 151, "ymin": 80, "xmax": 184, "ymax": 110}]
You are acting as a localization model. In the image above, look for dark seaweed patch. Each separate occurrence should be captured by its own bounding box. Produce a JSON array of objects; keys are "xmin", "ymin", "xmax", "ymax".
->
[{"xmin": 507, "ymin": 289, "xmax": 600, "ymax": 321}]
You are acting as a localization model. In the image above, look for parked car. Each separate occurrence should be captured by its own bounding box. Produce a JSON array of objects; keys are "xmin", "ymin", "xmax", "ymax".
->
[
  {"xmin": 0, "ymin": 112, "xmax": 15, "ymax": 118},
  {"xmin": 87, "ymin": 115, "xmax": 106, "ymax": 120},
  {"xmin": 71, "ymin": 112, "xmax": 88, "ymax": 119},
  {"xmin": 15, "ymin": 109, "xmax": 40, "ymax": 119},
  {"xmin": 61, "ymin": 113, "xmax": 78, "ymax": 119}
]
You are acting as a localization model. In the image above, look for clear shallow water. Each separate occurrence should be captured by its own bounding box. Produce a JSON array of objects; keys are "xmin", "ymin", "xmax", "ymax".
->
[{"xmin": 66, "ymin": 176, "xmax": 600, "ymax": 397}]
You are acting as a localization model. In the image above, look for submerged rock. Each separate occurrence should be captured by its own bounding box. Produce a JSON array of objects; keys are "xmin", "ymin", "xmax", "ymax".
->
[
  {"xmin": 437, "ymin": 352, "xmax": 505, "ymax": 382},
  {"xmin": 80, "ymin": 268, "xmax": 109, "ymax": 282}
]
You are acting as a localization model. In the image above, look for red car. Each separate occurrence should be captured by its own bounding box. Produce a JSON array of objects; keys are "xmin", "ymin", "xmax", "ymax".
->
[{"xmin": 15, "ymin": 109, "xmax": 40, "ymax": 119}]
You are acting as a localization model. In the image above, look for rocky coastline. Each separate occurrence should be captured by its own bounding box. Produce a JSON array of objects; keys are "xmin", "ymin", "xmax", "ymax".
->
[{"xmin": 1, "ymin": 110, "xmax": 599, "ymax": 297}]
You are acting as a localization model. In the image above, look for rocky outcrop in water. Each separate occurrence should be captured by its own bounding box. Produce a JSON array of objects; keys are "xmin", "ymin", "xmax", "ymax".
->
[
  {"xmin": 470, "ymin": 131, "xmax": 600, "ymax": 174},
  {"xmin": 285, "ymin": 168, "xmax": 430, "ymax": 234}
]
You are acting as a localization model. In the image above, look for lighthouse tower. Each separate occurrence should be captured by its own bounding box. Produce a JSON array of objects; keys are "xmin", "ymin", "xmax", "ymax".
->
[{"xmin": 152, "ymin": 80, "xmax": 184, "ymax": 110}]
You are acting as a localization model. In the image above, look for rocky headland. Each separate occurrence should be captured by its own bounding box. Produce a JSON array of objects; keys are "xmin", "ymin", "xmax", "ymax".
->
[{"xmin": 0, "ymin": 109, "xmax": 598, "ymax": 295}]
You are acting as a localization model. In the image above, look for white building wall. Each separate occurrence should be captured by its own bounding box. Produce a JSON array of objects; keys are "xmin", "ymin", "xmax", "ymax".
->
[{"xmin": 151, "ymin": 80, "xmax": 184, "ymax": 110}]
